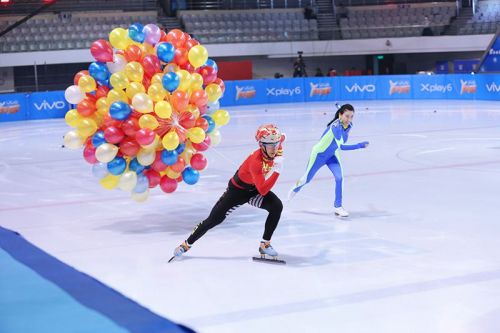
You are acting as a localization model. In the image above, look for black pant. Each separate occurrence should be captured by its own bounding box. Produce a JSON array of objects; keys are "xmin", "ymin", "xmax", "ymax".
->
[{"xmin": 187, "ymin": 182, "xmax": 283, "ymax": 245}]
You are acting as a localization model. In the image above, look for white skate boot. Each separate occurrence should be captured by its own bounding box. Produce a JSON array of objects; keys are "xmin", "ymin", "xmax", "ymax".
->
[
  {"xmin": 168, "ymin": 241, "xmax": 191, "ymax": 262},
  {"xmin": 334, "ymin": 206, "xmax": 349, "ymax": 217},
  {"xmin": 252, "ymin": 241, "xmax": 286, "ymax": 264}
]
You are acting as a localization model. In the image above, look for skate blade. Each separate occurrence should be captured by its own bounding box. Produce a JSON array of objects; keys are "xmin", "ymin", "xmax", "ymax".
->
[
  {"xmin": 252, "ymin": 256, "xmax": 286, "ymax": 265},
  {"xmin": 168, "ymin": 255, "xmax": 176, "ymax": 263}
]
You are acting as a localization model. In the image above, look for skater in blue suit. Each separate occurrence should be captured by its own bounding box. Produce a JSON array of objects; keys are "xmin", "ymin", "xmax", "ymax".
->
[{"xmin": 288, "ymin": 104, "xmax": 369, "ymax": 217}]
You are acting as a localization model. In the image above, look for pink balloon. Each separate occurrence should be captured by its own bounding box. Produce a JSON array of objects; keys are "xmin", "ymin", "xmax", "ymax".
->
[
  {"xmin": 145, "ymin": 169, "xmax": 161, "ymax": 188},
  {"xmin": 90, "ymin": 39, "xmax": 113, "ymax": 62},
  {"xmin": 190, "ymin": 153, "xmax": 207, "ymax": 171},
  {"xmin": 83, "ymin": 145, "xmax": 97, "ymax": 164},
  {"xmin": 160, "ymin": 176, "xmax": 178, "ymax": 193},
  {"xmin": 104, "ymin": 126, "xmax": 125, "ymax": 144},
  {"xmin": 192, "ymin": 135, "xmax": 211, "ymax": 152},
  {"xmin": 135, "ymin": 128, "xmax": 155, "ymax": 146}
]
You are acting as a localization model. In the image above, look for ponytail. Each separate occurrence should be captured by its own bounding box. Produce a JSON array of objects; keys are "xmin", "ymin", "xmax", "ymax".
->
[{"xmin": 327, "ymin": 103, "xmax": 354, "ymax": 127}]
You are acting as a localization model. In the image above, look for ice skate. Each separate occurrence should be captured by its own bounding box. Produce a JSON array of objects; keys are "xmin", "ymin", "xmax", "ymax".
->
[
  {"xmin": 168, "ymin": 241, "xmax": 191, "ymax": 263},
  {"xmin": 252, "ymin": 241, "xmax": 286, "ymax": 264},
  {"xmin": 334, "ymin": 206, "xmax": 349, "ymax": 218}
]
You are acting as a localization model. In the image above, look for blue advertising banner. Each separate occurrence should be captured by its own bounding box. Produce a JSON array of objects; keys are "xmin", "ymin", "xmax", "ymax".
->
[
  {"xmin": 479, "ymin": 34, "xmax": 500, "ymax": 73},
  {"xmin": 0, "ymin": 93, "xmax": 28, "ymax": 122},
  {"xmin": 445, "ymin": 74, "xmax": 478, "ymax": 100},
  {"xmin": 454, "ymin": 59, "xmax": 480, "ymax": 74},
  {"xmin": 475, "ymin": 74, "xmax": 500, "ymax": 100},
  {"xmin": 435, "ymin": 61, "xmax": 449, "ymax": 74},
  {"xmin": 264, "ymin": 78, "xmax": 304, "ymax": 104},
  {"xmin": 412, "ymin": 75, "xmax": 452, "ymax": 100},
  {"xmin": 376, "ymin": 75, "xmax": 413, "ymax": 100},
  {"xmin": 340, "ymin": 76, "xmax": 377, "ymax": 100},
  {"xmin": 303, "ymin": 77, "xmax": 340, "ymax": 102},
  {"xmin": 224, "ymin": 79, "xmax": 266, "ymax": 106},
  {"xmin": 29, "ymin": 91, "xmax": 70, "ymax": 120}
]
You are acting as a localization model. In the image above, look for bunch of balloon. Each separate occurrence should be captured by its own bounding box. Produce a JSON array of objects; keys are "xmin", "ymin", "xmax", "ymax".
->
[{"xmin": 63, "ymin": 25, "xmax": 229, "ymax": 202}]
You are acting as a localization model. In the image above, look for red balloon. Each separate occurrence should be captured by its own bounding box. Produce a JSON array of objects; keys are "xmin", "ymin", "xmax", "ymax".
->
[
  {"xmin": 90, "ymin": 39, "xmax": 113, "ymax": 62},
  {"xmin": 214, "ymin": 77, "xmax": 225, "ymax": 94},
  {"xmin": 159, "ymin": 30, "xmax": 168, "ymax": 43},
  {"xmin": 178, "ymin": 111, "xmax": 196, "ymax": 129},
  {"xmin": 104, "ymin": 126, "xmax": 125, "ymax": 144},
  {"xmin": 119, "ymin": 137, "xmax": 140, "ymax": 156},
  {"xmin": 151, "ymin": 151, "xmax": 168, "ymax": 172},
  {"xmin": 190, "ymin": 153, "xmax": 207, "ymax": 171},
  {"xmin": 160, "ymin": 176, "xmax": 177, "ymax": 193},
  {"xmin": 122, "ymin": 117, "xmax": 139, "ymax": 137},
  {"xmin": 194, "ymin": 117, "xmax": 209, "ymax": 132},
  {"xmin": 95, "ymin": 85, "xmax": 110, "ymax": 99},
  {"xmin": 135, "ymin": 128, "xmax": 155, "ymax": 146},
  {"xmin": 74, "ymin": 70, "xmax": 89, "ymax": 85},
  {"xmin": 171, "ymin": 91, "xmax": 189, "ymax": 112},
  {"xmin": 83, "ymin": 145, "xmax": 97, "ymax": 164},
  {"xmin": 102, "ymin": 115, "xmax": 122, "ymax": 128},
  {"xmin": 192, "ymin": 135, "xmax": 211, "ymax": 152},
  {"xmin": 180, "ymin": 62, "xmax": 195, "ymax": 73},
  {"xmin": 142, "ymin": 55, "xmax": 161, "ymax": 76},
  {"xmin": 124, "ymin": 45, "xmax": 142, "ymax": 62},
  {"xmin": 190, "ymin": 90, "xmax": 209, "ymax": 108},
  {"xmin": 174, "ymin": 48, "xmax": 188, "ymax": 66},
  {"xmin": 176, "ymin": 175, "xmax": 183, "ymax": 183},
  {"xmin": 77, "ymin": 98, "xmax": 96, "ymax": 117},
  {"xmin": 167, "ymin": 29, "xmax": 187, "ymax": 49},
  {"xmin": 185, "ymin": 38, "xmax": 199, "ymax": 50},
  {"xmin": 170, "ymin": 157, "xmax": 185, "ymax": 173},
  {"xmin": 142, "ymin": 74, "xmax": 152, "ymax": 89},
  {"xmin": 197, "ymin": 66, "xmax": 217, "ymax": 85},
  {"xmin": 145, "ymin": 169, "xmax": 161, "ymax": 188}
]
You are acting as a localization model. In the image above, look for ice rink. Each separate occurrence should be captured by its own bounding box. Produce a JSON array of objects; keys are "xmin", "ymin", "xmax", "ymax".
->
[{"xmin": 1, "ymin": 99, "xmax": 500, "ymax": 333}]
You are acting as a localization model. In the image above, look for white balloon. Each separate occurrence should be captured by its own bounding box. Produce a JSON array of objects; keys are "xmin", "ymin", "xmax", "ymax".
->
[
  {"xmin": 106, "ymin": 54, "xmax": 127, "ymax": 73},
  {"xmin": 131, "ymin": 189, "xmax": 149, "ymax": 202},
  {"xmin": 118, "ymin": 171, "xmax": 138, "ymax": 191},
  {"xmin": 64, "ymin": 85, "xmax": 84, "ymax": 104},
  {"xmin": 95, "ymin": 143, "xmax": 118, "ymax": 163},
  {"xmin": 209, "ymin": 129, "xmax": 222, "ymax": 146},
  {"xmin": 137, "ymin": 148, "xmax": 155, "ymax": 166},
  {"xmin": 63, "ymin": 130, "xmax": 84, "ymax": 149}
]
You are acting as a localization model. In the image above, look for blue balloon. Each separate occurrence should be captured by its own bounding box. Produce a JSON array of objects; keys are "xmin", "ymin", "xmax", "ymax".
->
[
  {"xmin": 89, "ymin": 62, "xmax": 110, "ymax": 82},
  {"xmin": 92, "ymin": 130, "xmax": 106, "ymax": 147},
  {"xmin": 182, "ymin": 167, "xmax": 200, "ymax": 185},
  {"xmin": 129, "ymin": 158, "xmax": 145, "ymax": 174},
  {"xmin": 128, "ymin": 23, "xmax": 145, "ymax": 43},
  {"xmin": 157, "ymin": 42, "xmax": 175, "ymax": 63},
  {"xmin": 107, "ymin": 157, "xmax": 127, "ymax": 175},
  {"xmin": 92, "ymin": 162, "xmax": 108, "ymax": 179},
  {"xmin": 202, "ymin": 115, "xmax": 216, "ymax": 133},
  {"xmin": 161, "ymin": 149, "xmax": 178, "ymax": 166},
  {"xmin": 133, "ymin": 173, "xmax": 149, "ymax": 193},
  {"xmin": 205, "ymin": 59, "xmax": 218, "ymax": 72},
  {"xmin": 162, "ymin": 72, "xmax": 180, "ymax": 92},
  {"xmin": 175, "ymin": 143, "xmax": 186, "ymax": 154},
  {"xmin": 109, "ymin": 101, "xmax": 132, "ymax": 120}
]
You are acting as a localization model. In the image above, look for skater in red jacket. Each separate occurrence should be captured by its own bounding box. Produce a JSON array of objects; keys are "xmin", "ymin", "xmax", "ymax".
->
[{"xmin": 172, "ymin": 124, "xmax": 285, "ymax": 262}]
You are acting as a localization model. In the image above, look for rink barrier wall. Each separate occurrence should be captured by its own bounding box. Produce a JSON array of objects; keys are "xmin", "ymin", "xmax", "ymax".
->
[{"xmin": 0, "ymin": 74, "xmax": 499, "ymax": 123}]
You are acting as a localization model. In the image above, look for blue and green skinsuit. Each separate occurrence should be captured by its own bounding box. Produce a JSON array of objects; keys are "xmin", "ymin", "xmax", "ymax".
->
[{"xmin": 292, "ymin": 119, "xmax": 368, "ymax": 208}]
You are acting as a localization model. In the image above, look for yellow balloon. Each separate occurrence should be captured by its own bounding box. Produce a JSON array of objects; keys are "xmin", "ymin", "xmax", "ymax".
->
[
  {"xmin": 76, "ymin": 118, "xmax": 97, "ymax": 137},
  {"xmin": 162, "ymin": 131, "xmax": 180, "ymax": 150},
  {"xmin": 132, "ymin": 92, "xmax": 153, "ymax": 113},
  {"xmin": 118, "ymin": 171, "xmax": 138, "ymax": 191},
  {"xmin": 95, "ymin": 143, "xmax": 118, "ymax": 163},
  {"xmin": 106, "ymin": 89, "xmax": 128, "ymax": 105},
  {"xmin": 109, "ymin": 28, "xmax": 130, "ymax": 50},
  {"xmin": 186, "ymin": 104, "xmax": 200, "ymax": 119},
  {"xmin": 137, "ymin": 149, "xmax": 155, "ymax": 166},
  {"xmin": 63, "ymin": 130, "xmax": 84, "ymax": 149},
  {"xmin": 100, "ymin": 174, "xmax": 120, "ymax": 190},
  {"xmin": 126, "ymin": 82, "xmax": 146, "ymax": 100},
  {"xmin": 96, "ymin": 97, "xmax": 108, "ymax": 110},
  {"xmin": 154, "ymin": 101, "xmax": 172, "ymax": 119},
  {"xmin": 205, "ymin": 83, "xmax": 223, "ymax": 103},
  {"xmin": 77, "ymin": 75, "xmax": 96, "ymax": 93},
  {"xmin": 212, "ymin": 109, "xmax": 230, "ymax": 127},
  {"xmin": 188, "ymin": 45, "xmax": 208, "ymax": 68},
  {"xmin": 180, "ymin": 147, "xmax": 195, "ymax": 164},
  {"xmin": 166, "ymin": 168, "xmax": 181, "ymax": 179},
  {"xmin": 139, "ymin": 114, "xmax": 159, "ymax": 130},
  {"xmin": 147, "ymin": 83, "xmax": 167, "ymax": 102},
  {"xmin": 187, "ymin": 127, "xmax": 206, "ymax": 144},
  {"xmin": 190, "ymin": 73, "xmax": 204, "ymax": 90},
  {"xmin": 65, "ymin": 109, "xmax": 82, "ymax": 127},
  {"xmin": 151, "ymin": 73, "xmax": 164, "ymax": 85},
  {"xmin": 110, "ymin": 72, "xmax": 129, "ymax": 90},
  {"xmin": 131, "ymin": 189, "xmax": 149, "ymax": 202},
  {"xmin": 209, "ymin": 129, "xmax": 222, "ymax": 146},
  {"xmin": 176, "ymin": 70, "xmax": 192, "ymax": 92},
  {"xmin": 125, "ymin": 61, "xmax": 144, "ymax": 82}
]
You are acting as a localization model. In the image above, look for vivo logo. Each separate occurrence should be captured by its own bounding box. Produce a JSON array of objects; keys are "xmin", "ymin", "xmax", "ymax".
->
[
  {"xmin": 420, "ymin": 83, "xmax": 452, "ymax": 93},
  {"xmin": 34, "ymin": 100, "xmax": 66, "ymax": 111},
  {"xmin": 486, "ymin": 82, "xmax": 500, "ymax": 92},
  {"xmin": 267, "ymin": 87, "xmax": 301, "ymax": 96},
  {"xmin": 345, "ymin": 83, "xmax": 375, "ymax": 93}
]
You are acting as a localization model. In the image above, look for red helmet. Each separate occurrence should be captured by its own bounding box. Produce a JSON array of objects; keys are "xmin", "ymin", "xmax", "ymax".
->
[{"xmin": 255, "ymin": 124, "xmax": 281, "ymax": 144}]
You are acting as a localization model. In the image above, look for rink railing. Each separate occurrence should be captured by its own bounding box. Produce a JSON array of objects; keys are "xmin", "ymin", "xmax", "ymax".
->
[{"xmin": 1, "ymin": 74, "xmax": 499, "ymax": 122}]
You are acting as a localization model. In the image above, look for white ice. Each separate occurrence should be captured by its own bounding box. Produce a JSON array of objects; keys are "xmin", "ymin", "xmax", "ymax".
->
[{"xmin": 1, "ymin": 99, "xmax": 500, "ymax": 333}]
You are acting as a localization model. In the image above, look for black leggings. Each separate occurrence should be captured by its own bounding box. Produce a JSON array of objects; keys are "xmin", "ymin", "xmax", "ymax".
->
[{"xmin": 187, "ymin": 182, "xmax": 283, "ymax": 245}]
